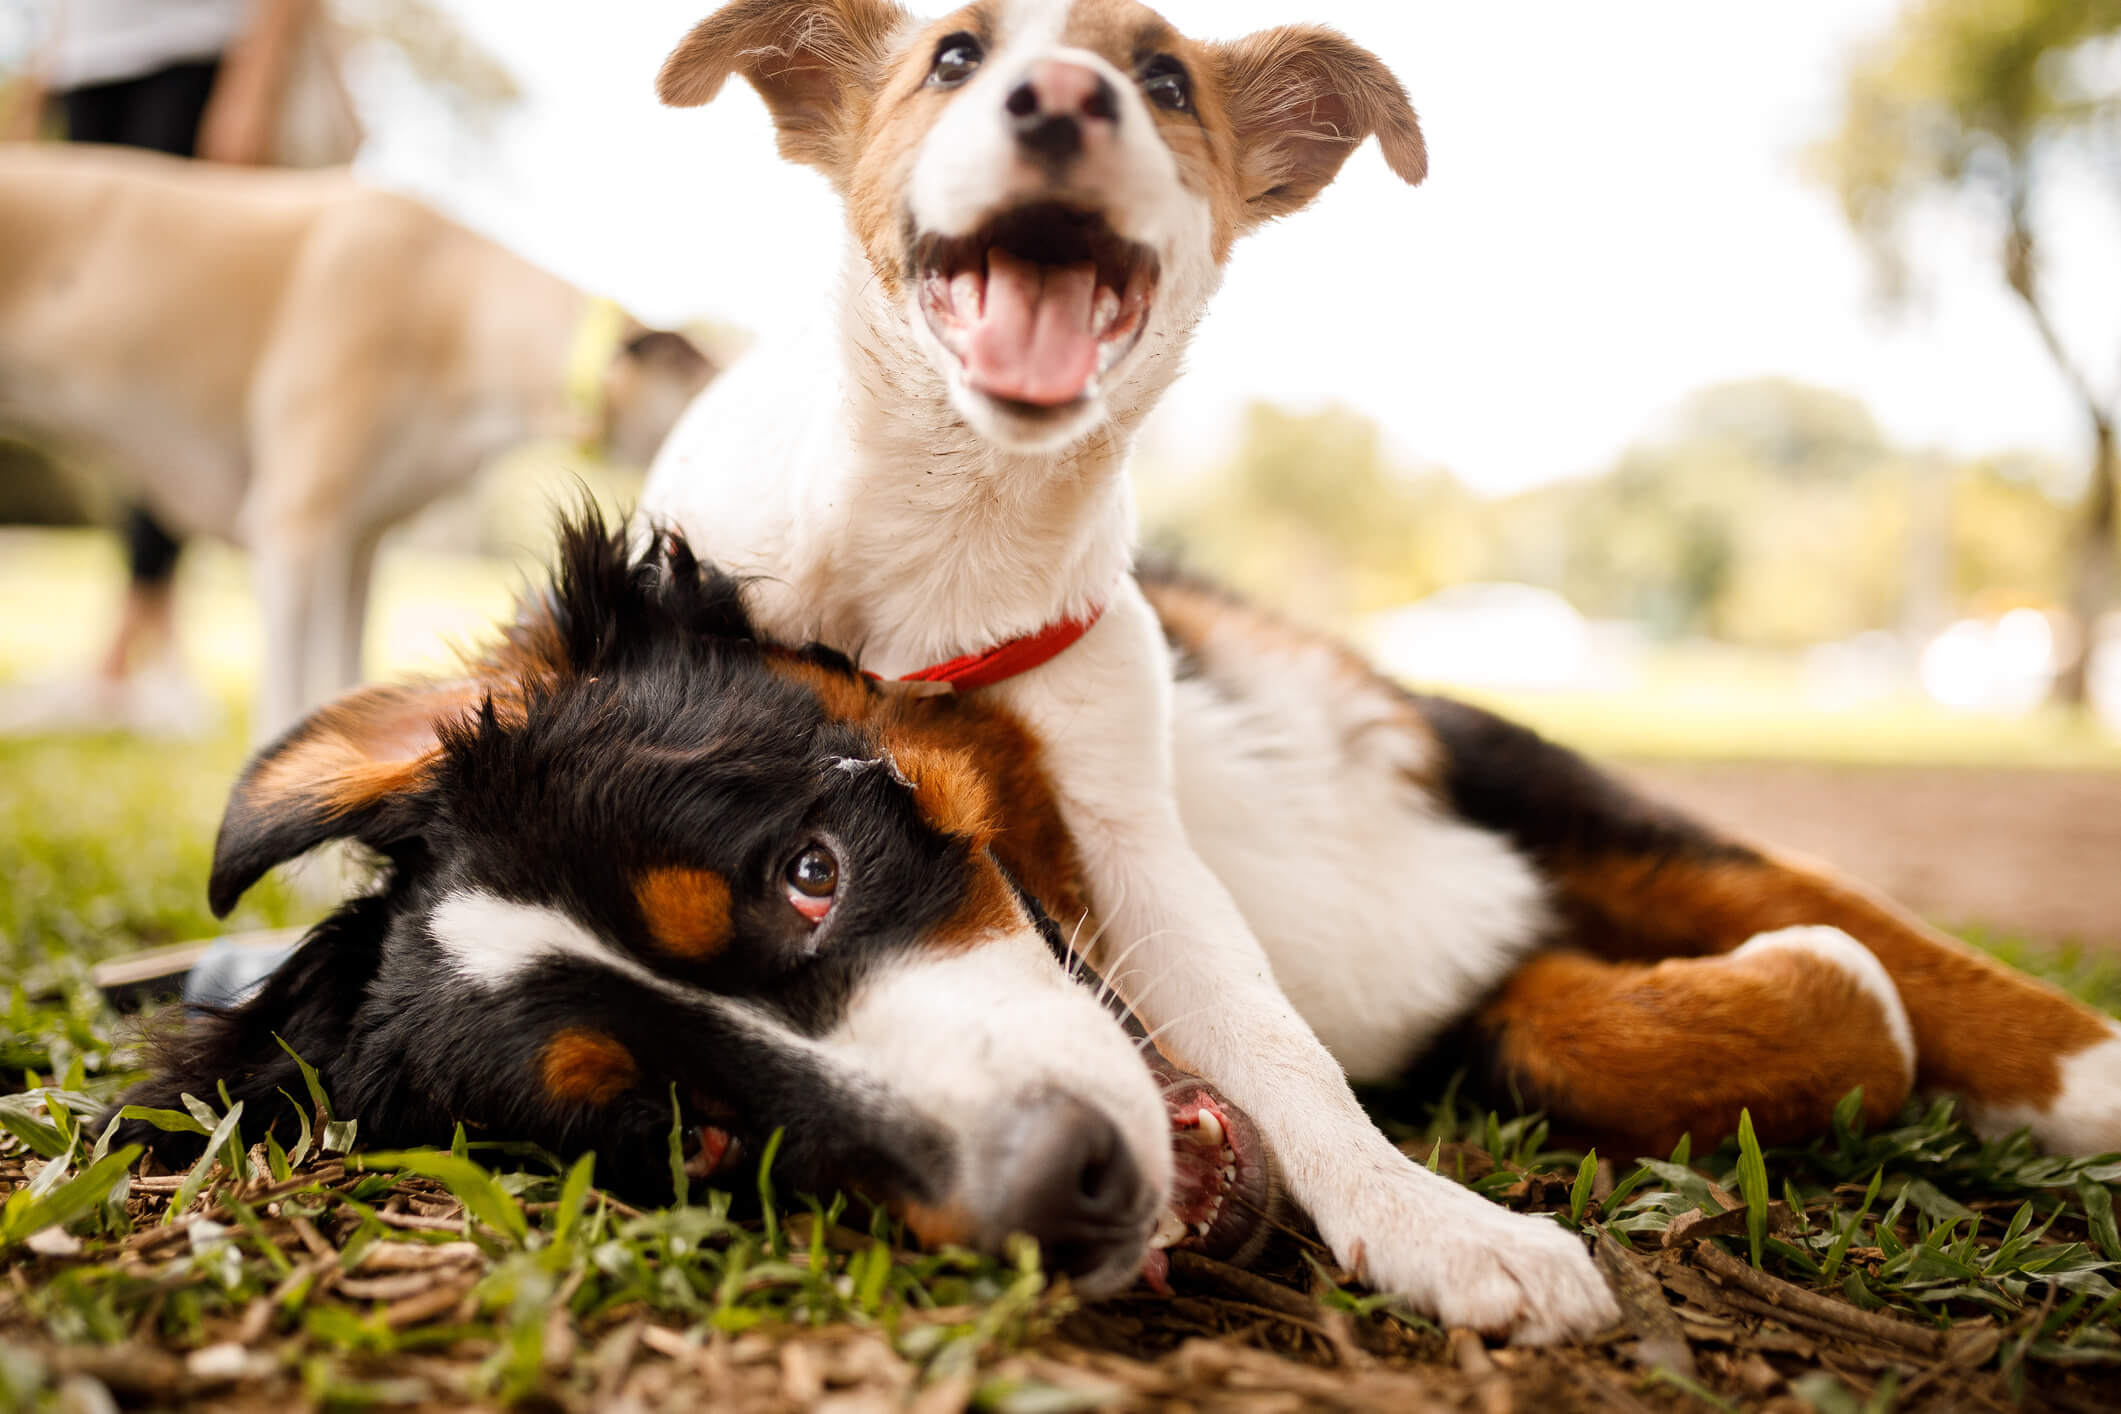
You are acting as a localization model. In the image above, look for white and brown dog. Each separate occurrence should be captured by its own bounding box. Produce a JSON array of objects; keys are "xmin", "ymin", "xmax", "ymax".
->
[
  {"xmin": 0, "ymin": 142, "xmax": 716, "ymax": 739},
  {"xmin": 635, "ymin": 0, "xmax": 2121, "ymax": 1342}
]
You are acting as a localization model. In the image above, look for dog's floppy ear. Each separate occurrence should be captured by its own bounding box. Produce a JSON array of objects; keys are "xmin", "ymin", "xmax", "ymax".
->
[
  {"xmin": 657, "ymin": 0, "xmax": 906, "ymax": 175},
  {"xmin": 210, "ymin": 680, "xmax": 483, "ymax": 916},
  {"xmin": 1210, "ymin": 26, "xmax": 1426, "ymax": 226}
]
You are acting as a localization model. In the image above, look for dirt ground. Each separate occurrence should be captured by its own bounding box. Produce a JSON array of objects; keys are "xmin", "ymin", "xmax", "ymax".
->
[{"xmin": 1622, "ymin": 762, "xmax": 2121, "ymax": 952}]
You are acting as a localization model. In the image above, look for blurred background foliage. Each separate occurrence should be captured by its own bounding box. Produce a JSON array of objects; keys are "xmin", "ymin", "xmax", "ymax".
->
[{"xmin": 1146, "ymin": 377, "xmax": 2095, "ymax": 652}]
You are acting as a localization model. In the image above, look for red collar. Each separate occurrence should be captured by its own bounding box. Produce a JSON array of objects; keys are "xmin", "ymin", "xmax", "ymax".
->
[{"xmin": 869, "ymin": 602, "xmax": 1105, "ymax": 692}]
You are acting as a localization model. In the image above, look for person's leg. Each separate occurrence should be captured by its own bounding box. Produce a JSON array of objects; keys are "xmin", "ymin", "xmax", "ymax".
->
[
  {"xmin": 73, "ymin": 62, "xmax": 224, "ymax": 699},
  {"xmin": 96, "ymin": 507, "xmax": 184, "ymax": 683},
  {"xmin": 115, "ymin": 60, "xmax": 221, "ymax": 157}
]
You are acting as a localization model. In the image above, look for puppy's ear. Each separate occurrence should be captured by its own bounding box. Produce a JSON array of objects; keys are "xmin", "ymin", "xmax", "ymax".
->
[
  {"xmin": 210, "ymin": 680, "xmax": 483, "ymax": 916},
  {"xmin": 1210, "ymin": 26, "xmax": 1426, "ymax": 226},
  {"xmin": 657, "ymin": 0, "xmax": 906, "ymax": 175}
]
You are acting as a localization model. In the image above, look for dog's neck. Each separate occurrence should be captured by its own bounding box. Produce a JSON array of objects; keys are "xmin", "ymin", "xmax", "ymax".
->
[
  {"xmin": 458, "ymin": 259, "xmax": 596, "ymax": 442},
  {"xmin": 751, "ymin": 243, "xmax": 1188, "ymax": 675}
]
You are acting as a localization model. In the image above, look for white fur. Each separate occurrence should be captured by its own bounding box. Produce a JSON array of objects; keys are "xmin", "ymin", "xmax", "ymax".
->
[
  {"xmin": 428, "ymin": 889, "xmax": 1176, "ymax": 1252},
  {"xmin": 644, "ymin": 1, "xmax": 1615, "ymax": 1342},
  {"xmin": 1167, "ymin": 647, "xmax": 1549, "ymax": 1081},
  {"xmin": 823, "ymin": 927, "xmax": 1174, "ymax": 1215},
  {"xmin": 1736, "ymin": 927, "xmax": 1916, "ymax": 1089},
  {"xmin": 429, "ymin": 891, "xmax": 683, "ymax": 996},
  {"xmin": 1965, "ymin": 1029, "xmax": 2121, "ymax": 1155}
]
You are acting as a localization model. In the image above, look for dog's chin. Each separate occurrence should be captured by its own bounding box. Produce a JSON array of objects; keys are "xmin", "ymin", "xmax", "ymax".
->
[{"xmin": 945, "ymin": 369, "xmax": 1112, "ymax": 455}]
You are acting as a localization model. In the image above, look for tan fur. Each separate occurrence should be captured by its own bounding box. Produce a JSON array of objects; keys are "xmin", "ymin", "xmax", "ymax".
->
[
  {"xmin": 1209, "ymin": 26, "xmax": 1427, "ymax": 224},
  {"xmin": 1478, "ymin": 948, "xmax": 1913, "ymax": 1156},
  {"xmin": 1545, "ymin": 850, "xmax": 2114, "ymax": 1118},
  {"xmin": 635, "ymin": 867, "xmax": 736, "ymax": 961},
  {"xmin": 241, "ymin": 679, "xmax": 485, "ymax": 822},
  {"xmin": 0, "ymin": 143, "xmax": 713, "ymax": 739},
  {"xmin": 886, "ymin": 740, "xmax": 998, "ymax": 848},
  {"xmin": 540, "ymin": 1029, "xmax": 641, "ymax": 1108},
  {"xmin": 764, "ymin": 651, "xmax": 877, "ymax": 722},
  {"xmin": 657, "ymin": 0, "xmax": 916, "ymax": 175}
]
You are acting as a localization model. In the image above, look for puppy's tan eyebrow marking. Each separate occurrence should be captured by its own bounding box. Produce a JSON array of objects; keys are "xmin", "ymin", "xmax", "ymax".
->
[
  {"xmin": 541, "ymin": 1028, "xmax": 640, "ymax": 1107},
  {"xmin": 635, "ymin": 867, "xmax": 734, "ymax": 960}
]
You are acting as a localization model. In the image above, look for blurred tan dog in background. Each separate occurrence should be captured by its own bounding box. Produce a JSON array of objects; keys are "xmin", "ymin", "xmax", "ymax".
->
[{"xmin": 0, "ymin": 142, "xmax": 715, "ymax": 739}]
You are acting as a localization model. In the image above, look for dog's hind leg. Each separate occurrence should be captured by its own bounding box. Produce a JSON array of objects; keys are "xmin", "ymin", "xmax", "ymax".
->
[
  {"xmin": 1468, "ymin": 928, "xmax": 1916, "ymax": 1157},
  {"xmin": 1421, "ymin": 696, "xmax": 2121, "ymax": 1155}
]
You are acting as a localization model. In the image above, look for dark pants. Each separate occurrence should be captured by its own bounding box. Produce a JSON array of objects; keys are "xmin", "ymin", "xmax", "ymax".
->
[{"xmin": 60, "ymin": 60, "xmax": 221, "ymax": 585}]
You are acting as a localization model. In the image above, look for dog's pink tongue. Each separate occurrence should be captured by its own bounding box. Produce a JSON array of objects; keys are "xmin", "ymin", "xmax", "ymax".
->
[{"xmin": 965, "ymin": 250, "xmax": 1100, "ymax": 407}]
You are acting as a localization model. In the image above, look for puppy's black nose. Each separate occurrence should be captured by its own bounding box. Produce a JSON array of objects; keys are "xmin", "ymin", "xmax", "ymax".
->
[
  {"xmin": 1013, "ymin": 106, "xmax": 1084, "ymax": 164},
  {"xmin": 991, "ymin": 1094, "xmax": 1147, "ymax": 1280},
  {"xmin": 1007, "ymin": 60, "xmax": 1119, "ymax": 166}
]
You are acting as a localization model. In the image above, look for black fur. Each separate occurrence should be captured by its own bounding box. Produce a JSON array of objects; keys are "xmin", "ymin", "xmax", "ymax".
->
[{"xmin": 1412, "ymin": 695, "xmax": 1757, "ymax": 874}]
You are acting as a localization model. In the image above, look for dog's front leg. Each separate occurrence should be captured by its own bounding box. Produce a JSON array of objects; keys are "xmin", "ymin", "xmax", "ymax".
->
[{"xmin": 1003, "ymin": 585, "xmax": 1616, "ymax": 1344}]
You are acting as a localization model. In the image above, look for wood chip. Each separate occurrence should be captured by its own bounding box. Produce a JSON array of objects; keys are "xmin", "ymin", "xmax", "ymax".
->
[
  {"xmin": 1448, "ymin": 1328, "xmax": 1512, "ymax": 1414},
  {"xmin": 355, "ymin": 1240, "xmax": 483, "ymax": 1273},
  {"xmin": 1595, "ymin": 1235, "xmax": 1696, "ymax": 1380},
  {"xmin": 381, "ymin": 1277, "xmax": 480, "ymax": 1329}
]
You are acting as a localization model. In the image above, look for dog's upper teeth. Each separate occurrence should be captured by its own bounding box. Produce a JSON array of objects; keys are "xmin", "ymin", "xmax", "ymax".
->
[
  {"xmin": 1193, "ymin": 1219, "xmax": 1212, "ymax": 1237},
  {"xmin": 1150, "ymin": 1211, "xmax": 1187, "ymax": 1250},
  {"xmin": 1222, "ymin": 1164, "xmax": 1235, "ymax": 1182},
  {"xmin": 1092, "ymin": 286, "xmax": 1119, "ymax": 337},
  {"xmin": 1195, "ymin": 1110, "xmax": 1223, "ymax": 1146},
  {"xmin": 949, "ymin": 270, "xmax": 984, "ymax": 321}
]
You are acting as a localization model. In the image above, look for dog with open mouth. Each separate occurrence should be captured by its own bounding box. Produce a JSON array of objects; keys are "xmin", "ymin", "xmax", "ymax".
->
[
  {"xmin": 636, "ymin": 0, "xmax": 2121, "ymax": 1342},
  {"xmin": 638, "ymin": 0, "xmax": 1627, "ymax": 1341}
]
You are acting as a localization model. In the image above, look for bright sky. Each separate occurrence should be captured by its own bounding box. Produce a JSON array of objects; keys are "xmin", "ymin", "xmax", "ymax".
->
[{"xmin": 20, "ymin": 0, "xmax": 2121, "ymax": 493}]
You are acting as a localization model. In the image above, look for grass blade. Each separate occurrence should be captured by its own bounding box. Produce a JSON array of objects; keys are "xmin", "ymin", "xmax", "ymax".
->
[{"xmin": 1735, "ymin": 1110, "xmax": 1770, "ymax": 1268}]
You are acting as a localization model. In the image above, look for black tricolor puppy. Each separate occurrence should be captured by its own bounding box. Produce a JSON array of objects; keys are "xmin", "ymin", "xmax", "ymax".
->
[{"xmin": 115, "ymin": 515, "xmax": 1273, "ymax": 1295}]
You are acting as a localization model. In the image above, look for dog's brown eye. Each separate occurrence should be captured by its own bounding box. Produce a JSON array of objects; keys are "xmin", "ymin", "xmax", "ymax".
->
[
  {"xmin": 784, "ymin": 845, "xmax": 839, "ymax": 922},
  {"xmin": 929, "ymin": 33, "xmax": 983, "ymax": 88},
  {"xmin": 1140, "ymin": 55, "xmax": 1191, "ymax": 114}
]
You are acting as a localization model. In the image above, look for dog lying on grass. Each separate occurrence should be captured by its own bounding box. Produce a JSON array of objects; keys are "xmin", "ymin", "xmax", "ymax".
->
[{"xmin": 116, "ymin": 515, "xmax": 2121, "ymax": 1324}]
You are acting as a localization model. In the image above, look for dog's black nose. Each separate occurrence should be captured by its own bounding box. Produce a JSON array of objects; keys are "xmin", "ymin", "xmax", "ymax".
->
[
  {"xmin": 1006, "ymin": 61, "xmax": 1119, "ymax": 167},
  {"xmin": 991, "ymin": 1094, "xmax": 1147, "ymax": 1279},
  {"xmin": 1012, "ymin": 106, "xmax": 1084, "ymax": 164}
]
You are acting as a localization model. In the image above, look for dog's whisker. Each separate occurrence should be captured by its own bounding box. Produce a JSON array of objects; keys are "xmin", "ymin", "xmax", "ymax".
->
[
  {"xmin": 1094, "ymin": 927, "xmax": 1181, "ymax": 1009},
  {"xmin": 1132, "ymin": 1007, "xmax": 1213, "ymax": 1053}
]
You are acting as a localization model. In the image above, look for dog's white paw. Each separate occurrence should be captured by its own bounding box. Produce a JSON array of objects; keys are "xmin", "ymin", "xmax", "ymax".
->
[{"xmin": 1317, "ymin": 1166, "xmax": 1618, "ymax": 1345}]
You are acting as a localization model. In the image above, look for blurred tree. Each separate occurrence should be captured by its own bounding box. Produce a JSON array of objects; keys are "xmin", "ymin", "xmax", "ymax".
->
[
  {"xmin": 1820, "ymin": 0, "xmax": 2121, "ymax": 703},
  {"xmin": 1493, "ymin": 380, "xmax": 1909, "ymax": 646},
  {"xmin": 1150, "ymin": 382, "xmax": 2075, "ymax": 654},
  {"xmin": 1145, "ymin": 402, "xmax": 1485, "ymax": 629}
]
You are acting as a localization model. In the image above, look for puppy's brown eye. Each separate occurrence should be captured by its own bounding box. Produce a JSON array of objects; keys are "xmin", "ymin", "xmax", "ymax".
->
[
  {"xmin": 930, "ymin": 33, "xmax": 983, "ymax": 88},
  {"xmin": 784, "ymin": 845, "xmax": 839, "ymax": 922},
  {"xmin": 1140, "ymin": 55, "xmax": 1191, "ymax": 114}
]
